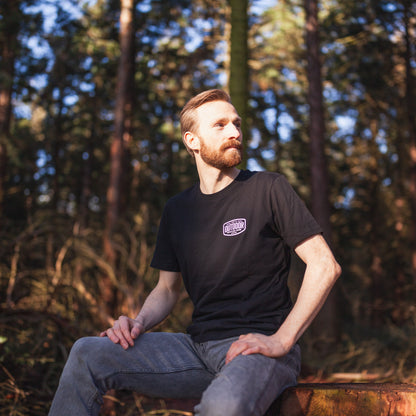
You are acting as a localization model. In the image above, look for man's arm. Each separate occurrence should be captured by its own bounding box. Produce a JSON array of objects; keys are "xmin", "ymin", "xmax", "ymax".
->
[
  {"xmin": 101, "ymin": 270, "xmax": 182, "ymax": 350},
  {"xmin": 225, "ymin": 234, "xmax": 341, "ymax": 363}
]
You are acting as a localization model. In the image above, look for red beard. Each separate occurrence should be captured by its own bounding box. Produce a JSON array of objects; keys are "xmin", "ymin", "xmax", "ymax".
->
[{"xmin": 200, "ymin": 139, "xmax": 243, "ymax": 169}]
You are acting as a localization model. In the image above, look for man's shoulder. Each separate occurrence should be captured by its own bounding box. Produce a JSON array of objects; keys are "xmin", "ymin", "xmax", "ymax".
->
[
  {"xmin": 239, "ymin": 170, "xmax": 286, "ymax": 186},
  {"xmin": 165, "ymin": 184, "xmax": 197, "ymax": 208}
]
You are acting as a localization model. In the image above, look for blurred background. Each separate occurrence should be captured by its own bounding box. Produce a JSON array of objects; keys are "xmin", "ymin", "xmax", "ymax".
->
[{"xmin": 0, "ymin": 0, "xmax": 415, "ymax": 414}]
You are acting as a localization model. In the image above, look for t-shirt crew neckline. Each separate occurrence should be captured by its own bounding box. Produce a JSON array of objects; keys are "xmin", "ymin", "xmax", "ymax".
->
[{"xmin": 196, "ymin": 170, "xmax": 249, "ymax": 199}]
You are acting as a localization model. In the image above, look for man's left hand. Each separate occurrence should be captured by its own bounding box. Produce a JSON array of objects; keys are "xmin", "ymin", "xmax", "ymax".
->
[{"xmin": 225, "ymin": 333, "xmax": 291, "ymax": 365}]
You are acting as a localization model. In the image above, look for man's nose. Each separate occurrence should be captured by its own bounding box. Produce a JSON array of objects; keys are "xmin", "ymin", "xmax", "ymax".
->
[{"xmin": 226, "ymin": 122, "xmax": 241, "ymax": 139}]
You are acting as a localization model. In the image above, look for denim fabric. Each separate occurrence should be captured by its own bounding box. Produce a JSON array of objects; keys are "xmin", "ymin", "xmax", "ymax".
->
[{"xmin": 48, "ymin": 332, "xmax": 300, "ymax": 416}]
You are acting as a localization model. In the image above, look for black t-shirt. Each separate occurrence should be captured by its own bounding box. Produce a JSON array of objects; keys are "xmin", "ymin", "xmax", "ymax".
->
[{"xmin": 150, "ymin": 170, "xmax": 322, "ymax": 342}]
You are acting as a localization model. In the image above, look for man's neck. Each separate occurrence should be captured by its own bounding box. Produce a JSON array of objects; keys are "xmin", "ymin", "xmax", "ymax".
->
[{"xmin": 197, "ymin": 166, "xmax": 240, "ymax": 195}]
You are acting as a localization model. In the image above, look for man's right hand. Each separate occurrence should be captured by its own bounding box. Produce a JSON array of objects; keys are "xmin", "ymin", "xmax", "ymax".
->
[{"xmin": 100, "ymin": 316, "xmax": 145, "ymax": 350}]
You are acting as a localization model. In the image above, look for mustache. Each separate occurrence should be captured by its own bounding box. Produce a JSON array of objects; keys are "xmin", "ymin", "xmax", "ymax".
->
[{"xmin": 221, "ymin": 140, "xmax": 243, "ymax": 151}]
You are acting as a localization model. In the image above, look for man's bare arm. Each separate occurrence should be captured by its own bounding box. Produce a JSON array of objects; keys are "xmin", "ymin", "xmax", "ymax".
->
[
  {"xmin": 101, "ymin": 270, "xmax": 182, "ymax": 349},
  {"xmin": 225, "ymin": 234, "xmax": 341, "ymax": 363}
]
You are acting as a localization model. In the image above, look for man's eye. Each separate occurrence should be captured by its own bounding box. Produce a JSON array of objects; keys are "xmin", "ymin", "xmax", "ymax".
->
[{"xmin": 215, "ymin": 123, "xmax": 224, "ymax": 128}]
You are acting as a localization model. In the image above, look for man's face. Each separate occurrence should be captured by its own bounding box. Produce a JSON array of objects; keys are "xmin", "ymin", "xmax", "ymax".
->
[{"xmin": 193, "ymin": 100, "xmax": 243, "ymax": 169}]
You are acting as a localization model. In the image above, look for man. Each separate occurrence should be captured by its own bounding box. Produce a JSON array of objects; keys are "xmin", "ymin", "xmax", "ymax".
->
[{"xmin": 49, "ymin": 89, "xmax": 341, "ymax": 416}]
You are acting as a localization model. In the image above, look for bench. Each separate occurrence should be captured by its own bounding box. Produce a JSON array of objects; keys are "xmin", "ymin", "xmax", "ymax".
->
[{"xmin": 157, "ymin": 383, "xmax": 416, "ymax": 415}]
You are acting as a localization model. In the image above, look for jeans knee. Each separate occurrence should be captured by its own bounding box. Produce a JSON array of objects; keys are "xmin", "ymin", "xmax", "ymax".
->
[
  {"xmin": 197, "ymin": 392, "xmax": 247, "ymax": 416},
  {"xmin": 62, "ymin": 337, "xmax": 102, "ymax": 381},
  {"xmin": 70, "ymin": 337, "xmax": 95, "ymax": 362}
]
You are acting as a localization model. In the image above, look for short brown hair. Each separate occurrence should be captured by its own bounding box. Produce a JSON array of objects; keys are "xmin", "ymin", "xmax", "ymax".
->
[{"xmin": 180, "ymin": 89, "xmax": 231, "ymax": 155}]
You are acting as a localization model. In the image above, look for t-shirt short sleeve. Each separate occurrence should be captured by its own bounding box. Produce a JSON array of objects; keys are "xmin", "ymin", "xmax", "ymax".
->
[{"xmin": 270, "ymin": 175, "xmax": 322, "ymax": 248}]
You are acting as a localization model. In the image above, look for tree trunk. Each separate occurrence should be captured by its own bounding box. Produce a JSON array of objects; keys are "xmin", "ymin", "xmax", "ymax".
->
[
  {"xmin": 0, "ymin": 0, "xmax": 19, "ymax": 221},
  {"xmin": 276, "ymin": 383, "xmax": 416, "ymax": 416},
  {"xmin": 102, "ymin": 0, "xmax": 136, "ymax": 315},
  {"xmin": 304, "ymin": 0, "xmax": 339, "ymax": 341},
  {"xmin": 404, "ymin": 0, "xmax": 416, "ymax": 282},
  {"xmin": 228, "ymin": 0, "xmax": 249, "ymax": 166}
]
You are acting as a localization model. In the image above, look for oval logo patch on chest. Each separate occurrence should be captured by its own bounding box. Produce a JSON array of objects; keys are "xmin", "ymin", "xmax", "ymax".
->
[{"xmin": 223, "ymin": 218, "xmax": 247, "ymax": 236}]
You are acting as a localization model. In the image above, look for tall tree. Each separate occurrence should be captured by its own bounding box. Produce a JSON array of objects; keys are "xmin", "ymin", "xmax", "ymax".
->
[
  {"xmin": 103, "ymin": 0, "xmax": 136, "ymax": 314},
  {"xmin": 104, "ymin": 0, "xmax": 136, "ymax": 262},
  {"xmin": 304, "ymin": 0, "xmax": 331, "ymax": 241},
  {"xmin": 228, "ymin": 0, "xmax": 249, "ymax": 165},
  {"xmin": 304, "ymin": 0, "xmax": 339, "ymax": 340},
  {"xmin": 403, "ymin": 0, "xmax": 416, "ymax": 281},
  {"xmin": 0, "ymin": 0, "xmax": 21, "ymax": 219}
]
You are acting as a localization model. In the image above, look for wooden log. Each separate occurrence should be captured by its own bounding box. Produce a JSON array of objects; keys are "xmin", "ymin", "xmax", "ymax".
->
[
  {"xmin": 131, "ymin": 383, "xmax": 416, "ymax": 415},
  {"xmin": 273, "ymin": 383, "xmax": 416, "ymax": 416}
]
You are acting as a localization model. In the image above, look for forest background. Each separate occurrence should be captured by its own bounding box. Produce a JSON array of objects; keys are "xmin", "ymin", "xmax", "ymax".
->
[{"xmin": 1, "ymin": 0, "xmax": 415, "ymax": 415}]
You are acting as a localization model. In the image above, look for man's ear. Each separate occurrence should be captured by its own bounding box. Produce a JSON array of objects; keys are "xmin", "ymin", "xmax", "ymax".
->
[{"xmin": 184, "ymin": 131, "xmax": 200, "ymax": 152}]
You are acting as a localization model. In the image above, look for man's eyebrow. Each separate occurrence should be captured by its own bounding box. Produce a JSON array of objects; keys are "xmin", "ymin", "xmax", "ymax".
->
[
  {"xmin": 212, "ymin": 116, "xmax": 242, "ymax": 124},
  {"xmin": 212, "ymin": 117, "xmax": 228, "ymax": 124}
]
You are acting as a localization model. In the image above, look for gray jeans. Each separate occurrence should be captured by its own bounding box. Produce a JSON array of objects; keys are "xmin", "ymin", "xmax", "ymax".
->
[{"xmin": 48, "ymin": 332, "xmax": 300, "ymax": 416}]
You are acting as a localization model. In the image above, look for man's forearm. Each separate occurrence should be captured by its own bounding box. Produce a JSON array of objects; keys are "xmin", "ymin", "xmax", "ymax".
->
[
  {"xmin": 272, "ymin": 253, "xmax": 341, "ymax": 352},
  {"xmin": 135, "ymin": 272, "xmax": 182, "ymax": 331},
  {"xmin": 100, "ymin": 271, "xmax": 182, "ymax": 349}
]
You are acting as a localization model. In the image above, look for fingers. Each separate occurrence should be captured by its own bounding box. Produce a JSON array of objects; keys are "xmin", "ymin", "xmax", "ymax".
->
[
  {"xmin": 100, "ymin": 316, "xmax": 143, "ymax": 350},
  {"xmin": 130, "ymin": 324, "xmax": 141, "ymax": 339},
  {"xmin": 225, "ymin": 334, "xmax": 268, "ymax": 365},
  {"xmin": 113, "ymin": 317, "xmax": 133, "ymax": 349},
  {"xmin": 226, "ymin": 335, "xmax": 256, "ymax": 364}
]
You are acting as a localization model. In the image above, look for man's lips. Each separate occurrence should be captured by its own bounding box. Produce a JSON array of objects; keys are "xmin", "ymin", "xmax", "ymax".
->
[{"xmin": 222, "ymin": 140, "xmax": 243, "ymax": 151}]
